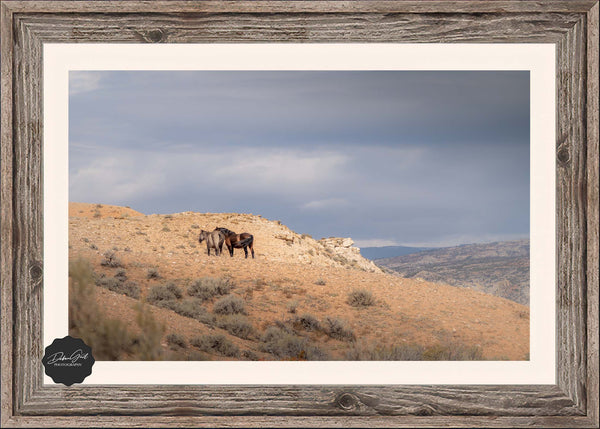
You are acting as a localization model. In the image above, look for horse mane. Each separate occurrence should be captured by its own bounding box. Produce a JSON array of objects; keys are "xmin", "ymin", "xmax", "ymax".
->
[{"xmin": 215, "ymin": 227, "xmax": 236, "ymax": 237}]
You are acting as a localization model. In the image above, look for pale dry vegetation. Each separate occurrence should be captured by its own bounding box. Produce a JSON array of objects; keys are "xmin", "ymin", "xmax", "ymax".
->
[
  {"xmin": 69, "ymin": 259, "xmax": 164, "ymax": 360},
  {"xmin": 187, "ymin": 277, "xmax": 235, "ymax": 301}
]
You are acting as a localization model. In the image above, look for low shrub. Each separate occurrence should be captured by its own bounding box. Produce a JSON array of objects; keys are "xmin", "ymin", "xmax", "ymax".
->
[
  {"xmin": 260, "ymin": 326, "xmax": 328, "ymax": 361},
  {"xmin": 323, "ymin": 317, "xmax": 355, "ymax": 341},
  {"xmin": 314, "ymin": 278, "xmax": 326, "ymax": 286},
  {"xmin": 213, "ymin": 295, "xmax": 246, "ymax": 315},
  {"xmin": 100, "ymin": 251, "xmax": 122, "ymax": 268},
  {"xmin": 217, "ymin": 315, "xmax": 254, "ymax": 339},
  {"xmin": 347, "ymin": 289, "xmax": 375, "ymax": 307},
  {"xmin": 293, "ymin": 313, "xmax": 321, "ymax": 332},
  {"xmin": 345, "ymin": 339, "xmax": 483, "ymax": 361},
  {"xmin": 96, "ymin": 276, "xmax": 120, "ymax": 290},
  {"xmin": 287, "ymin": 300, "xmax": 299, "ymax": 314},
  {"xmin": 190, "ymin": 334, "xmax": 239, "ymax": 357},
  {"xmin": 281, "ymin": 285, "xmax": 307, "ymax": 298},
  {"xmin": 114, "ymin": 269, "xmax": 127, "ymax": 280},
  {"xmin": 422, "ymin": 342, "xmax": 483, "ymax": 361},
  {"xmin": 147, "ymin": 268, "xmax": 160, "ymax": 279},
  {"xmin": 120, "ymin": 281, "xmax": 141, "ymax": 299},
  {"xmin": 345, "ymin": 341, "xmax": 425, "ymax": 361},
  {"xmin": 156, "ymin": 299, "xmax": 216, "ymax": 327},
  {"xmin": 96, "ymin": 276, "xmax": 140, "ymax": 299},
  {"xmin": 147, "ymin": 285, "xmax": 179, "ymax": 304},
  {"xmin": 188, "ymin": 350, "xmax": 210, "ymax": 361},
  {"xmin": 165, "ymin": 283, "xmax": 183, "ymax": 299},
  {"xmin": 241, "ymin": 350, "xmax": 259, "ymax": 361},
  {"xmin": 166, "ymin": 333, "xmax": 187, "ymax": 349},
  {"xmin": 188, "ymin": 277, "xmax": 234, "ymax": 301}
]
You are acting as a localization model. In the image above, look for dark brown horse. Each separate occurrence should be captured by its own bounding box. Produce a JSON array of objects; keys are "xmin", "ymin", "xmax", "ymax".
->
[{"xmin": 214, "ymin": 227, "xmax": 255, "ymax": 259}]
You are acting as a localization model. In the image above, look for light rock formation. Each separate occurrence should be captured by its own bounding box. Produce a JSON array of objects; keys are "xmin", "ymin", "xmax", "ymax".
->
[{"xmin": 318, "ymin": 237, "xmax": 381, "ymax": 273}]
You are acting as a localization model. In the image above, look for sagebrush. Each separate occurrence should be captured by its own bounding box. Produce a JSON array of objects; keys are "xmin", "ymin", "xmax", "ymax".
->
[
  {"xmin": 166, "ymin": 333, "xmax": 187, "ymax": 349},
  {"xmin": 147, "ymin": 284, "xmax": 180, "ymax": 304},
  {"xmin": 260, "ymin": 326, "xmax": 328, "ymax": 361},
  {"xmin": 191, "ymin": 334, "xmax": 239, "ymax": 357},
  {"xmin": 347, "ymin": 289, "xmax": 375, "ymax": 307},
  {"xmin": 213, "ymin": 295, "xmax": 246, "ymax": 315},
  {"xmin": 188, "ymin": 277, "xmax": 235, "ymax": 301},
  {"xmin": 217, "ymin": 315, "xmax": 254, "ymax": 339}
]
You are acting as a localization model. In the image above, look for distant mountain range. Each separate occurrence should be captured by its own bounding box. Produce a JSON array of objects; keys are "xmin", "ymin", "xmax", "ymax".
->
[
  {"xmin": 360, "ymin": 245, "xmax": 432, "ymax": 260},
  {"xmin": 374, "ymin": 239, "xmax": 530, "ymax": 305}
]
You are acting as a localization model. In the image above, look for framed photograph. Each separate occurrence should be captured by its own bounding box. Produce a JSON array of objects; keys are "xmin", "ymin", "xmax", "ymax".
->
[{"xmin": 1, "ymin": 1, "xmax": 598, "ymax": 427}]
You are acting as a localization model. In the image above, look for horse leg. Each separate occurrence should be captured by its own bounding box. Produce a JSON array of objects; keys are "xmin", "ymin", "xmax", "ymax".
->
[
  {"xmin": 250, "ymin": 242, "xmax": 255, "ymax": 259},
  {"xmin": 206, "ymin": 242, "xmax": 211, "ymax": 256},
  {"xmin": 243, "ymin": 246, "xmax": 248, "ymax": 259}
]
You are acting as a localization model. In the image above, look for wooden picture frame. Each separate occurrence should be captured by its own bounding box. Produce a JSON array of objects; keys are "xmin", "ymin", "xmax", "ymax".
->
[{"xmin": 1, "ymin": 1, "xmax": 598, "ymax": 427}]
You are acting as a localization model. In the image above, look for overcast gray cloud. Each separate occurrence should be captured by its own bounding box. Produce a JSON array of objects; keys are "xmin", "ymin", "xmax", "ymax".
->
[{"xmin": 69, "ymin": 71, "xmax": 529, "ymax": 247}]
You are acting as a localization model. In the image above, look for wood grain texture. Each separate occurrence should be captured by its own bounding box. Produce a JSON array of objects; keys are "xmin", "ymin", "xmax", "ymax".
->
[
  {"xmin": 586, "ymin": 3, "xmax": 600, "ymax": 427},
  {"xmin": 1, "ymin": 0, "xmax": 598, "ymax": 13},
  {"xmin": 17, "ymin": 385, "xmax": 584, "ymax": 416},
  {"xmin": 0, "ymin": 1, "xmax": 598, "ymax": 428},
  {"xmin": 11, "ymin": 7, "xmax": 45, "ymax": 416},
  {"xmin": 556, "ymin": 15, "xmax": 588, "ymax": 414},
  {"xmin": 15, "ymin": 12, "xmax": 582, "ymax": 43},
  {"xmin": 2, "ymin": 415, "xmax": 600, "ymax": 428},
  {"xmin": 0, "ymin": 1, "xmax": 15, "ymax": 424}
]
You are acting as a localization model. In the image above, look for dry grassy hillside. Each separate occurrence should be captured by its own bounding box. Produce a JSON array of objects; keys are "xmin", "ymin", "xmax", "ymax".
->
[{"xmin": 69, "ymin": 202, "xmax": 530, "ymax": 361}]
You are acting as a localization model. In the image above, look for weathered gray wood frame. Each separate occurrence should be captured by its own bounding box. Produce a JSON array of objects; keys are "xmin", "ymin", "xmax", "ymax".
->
[{"xmin": 0, "ymin": 1, "xmax": 598, "ymax": 427}]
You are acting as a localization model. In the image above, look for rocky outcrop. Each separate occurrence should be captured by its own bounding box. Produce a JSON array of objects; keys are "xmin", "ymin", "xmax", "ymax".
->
[{"xmin": 318, "ymin": 237, "xmax": 381, "ymax": 273}]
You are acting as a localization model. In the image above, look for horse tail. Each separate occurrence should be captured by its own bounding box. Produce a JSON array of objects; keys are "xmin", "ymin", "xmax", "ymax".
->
[{"xmin": 237, "ymin": 234, "xmax": 253, "ymax": 248}]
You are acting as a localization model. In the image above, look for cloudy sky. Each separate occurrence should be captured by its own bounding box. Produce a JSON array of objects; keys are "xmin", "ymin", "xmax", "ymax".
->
[{"xmin": 69, "ymin": 71, "xmax": 529, "ymax": 247}]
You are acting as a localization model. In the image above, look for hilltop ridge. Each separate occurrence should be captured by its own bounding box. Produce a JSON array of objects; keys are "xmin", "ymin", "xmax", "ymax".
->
[
  {"xmin": 69, "ymin": 202, "xmax": 381, "ymax": 273},
  {"xmin": 68, "ymin": 202, "xmax": 530, "ymax": 361}
]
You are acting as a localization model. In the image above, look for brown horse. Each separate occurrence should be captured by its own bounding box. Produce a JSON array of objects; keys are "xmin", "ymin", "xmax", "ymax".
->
[
  {"xmin": 215, "ymin": 227, "xmax": 255, "ymax": 259},
  {"xmin": 198, "ymin": 229, "xmax": 225, "ymax": 256}
]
